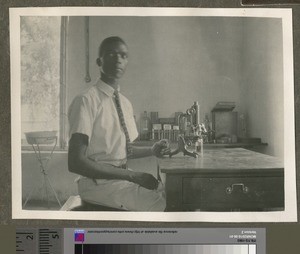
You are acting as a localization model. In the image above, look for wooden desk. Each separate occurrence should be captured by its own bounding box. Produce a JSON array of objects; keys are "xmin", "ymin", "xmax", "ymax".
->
[{"xmin": 158, "ymin": 148, "xmax": 284, "ymax": 211}]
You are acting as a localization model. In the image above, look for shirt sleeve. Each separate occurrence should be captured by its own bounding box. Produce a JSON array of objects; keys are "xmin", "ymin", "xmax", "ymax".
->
[{"xmin": 68, "ymin": 95, "xmax": 94, "ymax": 141}]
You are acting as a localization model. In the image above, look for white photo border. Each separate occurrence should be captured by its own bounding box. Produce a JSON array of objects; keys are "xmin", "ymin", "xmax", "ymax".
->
[{"xmin": 10, "ymin": 7, "xmax": 297, "ymax": 222}]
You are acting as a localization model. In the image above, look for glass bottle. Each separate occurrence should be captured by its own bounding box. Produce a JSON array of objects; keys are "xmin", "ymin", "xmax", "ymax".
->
[
  {"xmin": 195, "ymin": 136, "xmax": 204, "ymax": 156},
  {"xmin": 204, "ymin": 113, "xmax": 212, "ymax": 143},
  {"xmin": 140, "ymin": 111, "xmax": 151, "ymax": 140}
]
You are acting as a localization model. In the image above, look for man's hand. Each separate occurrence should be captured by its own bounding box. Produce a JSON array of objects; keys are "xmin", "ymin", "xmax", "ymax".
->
[
  {"xmin": 151, "ymin": 139, "xmax": 171, "ymax": 157},
  {"xmin": 129, "ymin": 171, "xmax": 159, "ymax": 190}
]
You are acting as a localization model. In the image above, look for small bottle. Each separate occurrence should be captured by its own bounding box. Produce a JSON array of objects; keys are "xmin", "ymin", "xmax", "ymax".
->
[
  {"xmin": 195, "ymin": 136, "xmax": 204, "ymax": 156},
  {"xmin": 140, "ymin": 111, "xmax": 151, "ymax": 140},
  {"xmin": 179, "ymin": 116, "xmax": 187, "ymax": 135},
  {"xmin": 204, "ymin": 113, "xmax": 212, "ymax": 143},
  {"xmin": 173, "ymin": 126, "xmax": 180, "ymax": 142},
  {"xmin": 151, "ymin": 129, "xmax": 155, "ymax": 140}
]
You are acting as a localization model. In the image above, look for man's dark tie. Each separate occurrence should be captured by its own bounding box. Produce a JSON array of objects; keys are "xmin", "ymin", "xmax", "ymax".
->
[{"xmin": 114, "ymin": 90, "xmax": 133, "ymax": 157}]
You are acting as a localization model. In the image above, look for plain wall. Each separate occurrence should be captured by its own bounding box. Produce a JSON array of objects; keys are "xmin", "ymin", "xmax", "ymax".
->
[
  {"xmin": 241, "ymin": 18, "xmax": 284, "ymax": 159},
  {"xmin": 67, "ymin": 16, "xmax": 284, "ymax": 157},
  {"xmin": 67, "ymin": 16, "xmax": 244, "ymax": 122}
]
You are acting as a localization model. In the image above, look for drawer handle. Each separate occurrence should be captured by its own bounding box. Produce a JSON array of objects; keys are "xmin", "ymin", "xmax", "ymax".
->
[{"xmin": 226, "ymin": 183, "xmax": 249, "ymax": 194}]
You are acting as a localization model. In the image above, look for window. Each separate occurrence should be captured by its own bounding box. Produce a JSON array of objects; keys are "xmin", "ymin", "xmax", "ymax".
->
[{"xmin": 21, "ymin": 16, "xmax": 67, "ymax": 149}]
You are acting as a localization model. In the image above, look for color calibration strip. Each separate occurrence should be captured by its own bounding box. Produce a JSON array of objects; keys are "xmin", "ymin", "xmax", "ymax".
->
[
  {"xmin": 16, "ymin": 228, "xmax": 264, "ymax": 253},
  {"xmin": 74, "ymin": 244, "xmax": 256, "ymax": 254}
]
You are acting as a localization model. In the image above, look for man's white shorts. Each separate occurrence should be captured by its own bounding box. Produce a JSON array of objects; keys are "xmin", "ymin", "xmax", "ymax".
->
[{"xmin": 77, "ymin": 176, "xmax": 166, "ymax": 211}]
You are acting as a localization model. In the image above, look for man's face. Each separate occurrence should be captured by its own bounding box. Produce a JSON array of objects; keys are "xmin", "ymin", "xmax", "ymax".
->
[{"xmin": 100, "ymin": 41, "xmax": 129, "ymax": 80}]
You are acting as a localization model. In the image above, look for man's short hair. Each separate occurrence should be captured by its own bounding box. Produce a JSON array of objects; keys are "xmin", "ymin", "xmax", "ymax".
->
[{"xmin": 98, "ymin": 36, "xmax": 127, "ymax": 58}]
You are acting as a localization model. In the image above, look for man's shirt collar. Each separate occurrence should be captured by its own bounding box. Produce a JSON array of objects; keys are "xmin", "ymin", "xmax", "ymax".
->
[{"xmin": 96, "ymin": 78, "xmax": 120, "ymax": 97}]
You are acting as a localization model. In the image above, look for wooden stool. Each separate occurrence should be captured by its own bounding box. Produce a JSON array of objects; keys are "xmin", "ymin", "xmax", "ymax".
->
[{"xmin": 60, "ymin": 195, "xmax": 125, "ymax": 211}]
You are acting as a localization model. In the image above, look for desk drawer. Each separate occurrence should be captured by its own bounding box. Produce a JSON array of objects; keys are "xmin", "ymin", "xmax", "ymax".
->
[{"xmin": 182, "ymin": 176, "xmax": 284, "ymax": 211}]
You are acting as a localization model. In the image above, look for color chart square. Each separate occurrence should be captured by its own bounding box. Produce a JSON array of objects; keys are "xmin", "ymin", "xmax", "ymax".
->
[{"xmin": 74, "ymin": 231, "xmax": 85, "ymax": 242}]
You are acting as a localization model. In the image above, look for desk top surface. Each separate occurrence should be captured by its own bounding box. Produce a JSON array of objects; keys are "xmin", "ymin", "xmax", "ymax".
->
[{"xmin": 158, "ymin": 148, "xmax": 283, "ymax": 174}]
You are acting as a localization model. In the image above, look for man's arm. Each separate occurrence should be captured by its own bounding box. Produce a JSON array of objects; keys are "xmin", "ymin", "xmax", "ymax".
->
[
  {"xmin": 128, "ymin": 140, "xmax": 171, "ymax": 159},
  {"xmin": 68, "ymin": 133, "xmax": 159, "ymax": 190}
]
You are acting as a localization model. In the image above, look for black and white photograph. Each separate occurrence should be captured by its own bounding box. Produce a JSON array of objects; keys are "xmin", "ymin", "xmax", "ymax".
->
[{"xmin": 10, "ymin": 7, "xmax": 296, "ymax": 222}]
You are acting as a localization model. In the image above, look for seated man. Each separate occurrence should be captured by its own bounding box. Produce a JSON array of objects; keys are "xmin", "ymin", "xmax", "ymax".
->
[{"xmin": 68, "ymin": 36, "xmax": 170, "ymax": 211}]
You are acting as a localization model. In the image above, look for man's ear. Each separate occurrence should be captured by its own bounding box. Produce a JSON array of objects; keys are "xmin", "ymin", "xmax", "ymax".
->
[{"xmin": 96, "ymin": 58, "xmax": 101, "ymax": 67}]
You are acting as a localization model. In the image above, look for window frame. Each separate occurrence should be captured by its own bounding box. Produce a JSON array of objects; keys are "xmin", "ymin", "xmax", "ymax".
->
[{"xmin": 21, "ymin": 16, "xmax": 68, "ymax": 151}]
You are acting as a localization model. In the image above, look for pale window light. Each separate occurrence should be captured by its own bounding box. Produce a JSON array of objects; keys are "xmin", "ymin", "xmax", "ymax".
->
[{"xmin": 21, "ymin": 16, "xmax": 67, "ymax": 149}]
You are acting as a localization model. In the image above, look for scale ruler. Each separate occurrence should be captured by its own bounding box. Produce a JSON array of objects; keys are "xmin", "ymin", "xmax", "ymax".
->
[
  {"xmin": 16, "ymin": 228, "xmax": 264, "ymax": 254},
  {"xmin": 16, "ymin": 228, "xmax": 63, "ymax": 254}
]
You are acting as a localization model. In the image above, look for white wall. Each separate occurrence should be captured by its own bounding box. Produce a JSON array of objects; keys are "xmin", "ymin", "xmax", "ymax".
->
[
  {"xmin": 67, "ymin": 16, "xmax": 244, "ymax": 122},
  {"xmin": 66, "ymin": 16, "xmax": 284, "ymax": 159},
  {"xmin": 241, "ymin": 18, "xmax": 284, "ymax": 159}
]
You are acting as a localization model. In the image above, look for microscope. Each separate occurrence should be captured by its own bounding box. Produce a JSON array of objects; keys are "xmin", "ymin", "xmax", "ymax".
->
[{"xmin": 169, "ymin": 101, "xmax": 207, "ymax": 158}]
